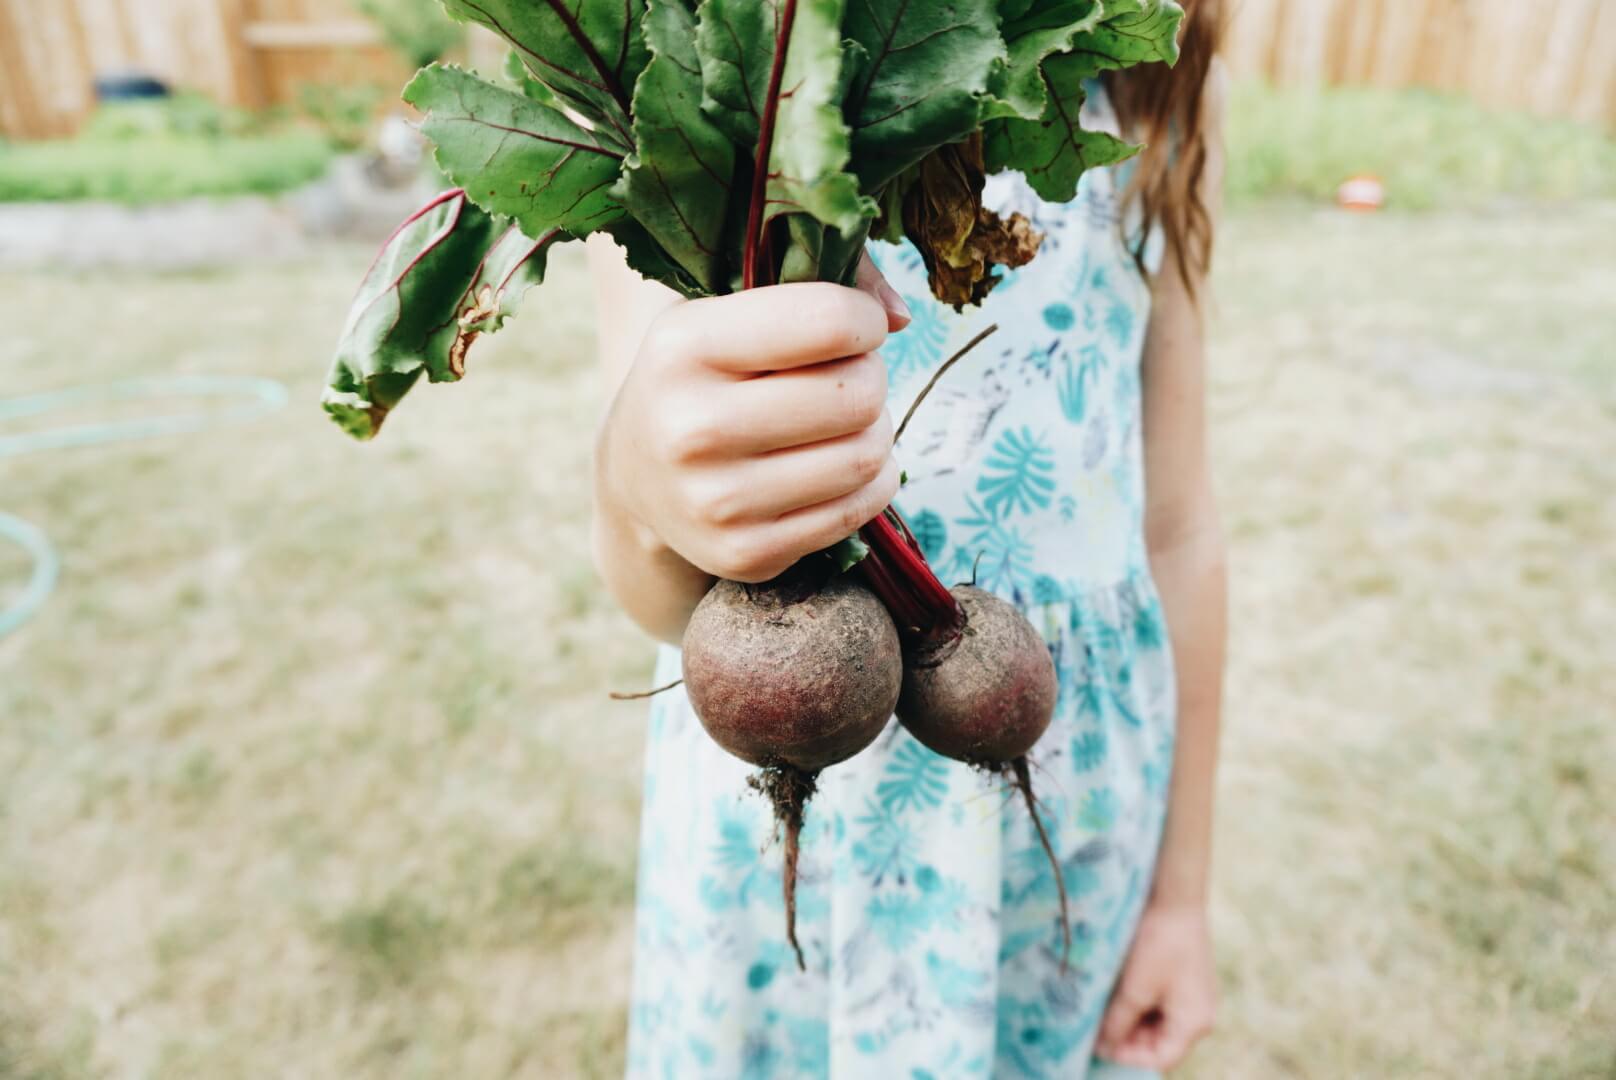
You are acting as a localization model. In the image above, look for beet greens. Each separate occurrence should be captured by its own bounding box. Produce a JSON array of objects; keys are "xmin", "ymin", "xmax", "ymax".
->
[{"xmin": 323, "ymin": 0, "xmax": 1184, "ymax": 967}]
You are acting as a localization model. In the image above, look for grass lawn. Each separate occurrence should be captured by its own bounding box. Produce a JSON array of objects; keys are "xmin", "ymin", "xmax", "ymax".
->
[{"xmin": 1, "ymin": 205, "xmax": 1613, "ymax": 1078}]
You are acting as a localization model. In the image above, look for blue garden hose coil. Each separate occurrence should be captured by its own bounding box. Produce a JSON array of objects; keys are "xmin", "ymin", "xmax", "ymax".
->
[{"xmin": 0, "ymin": 375, "xmax": 288, "ymax": 637}]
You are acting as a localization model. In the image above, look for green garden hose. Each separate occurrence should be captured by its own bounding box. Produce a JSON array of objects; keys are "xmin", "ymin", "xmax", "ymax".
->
[{"xmin": 0, "ymin": 375, "xmax": 287, "ymax": 637}]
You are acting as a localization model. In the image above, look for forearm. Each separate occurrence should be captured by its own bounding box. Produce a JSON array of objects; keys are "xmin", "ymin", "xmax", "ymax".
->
[
  {"xmin": 1146, "ymin": 507, "xmax": 1227, "ymax": 908},
  {"xmin": 592, "ymin": 431, "xmax": 714, "ymax": 645}
]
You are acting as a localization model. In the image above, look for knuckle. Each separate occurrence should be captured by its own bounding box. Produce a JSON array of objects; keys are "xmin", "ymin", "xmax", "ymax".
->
[
  {"xmin": 848, "ymin": 432, "xmax": 889, "ymax": 486},
  {"xmin": 872, "ymin": 456, "xmax": 902, "ymax": 505},
  {"xmin": 804, "ymin": 286, "xmax": 885, "ymax": 356},
  {"xmin": 642, "ymin": 310, "xmax": 693, "ymax": 364},
  {"xmin": 841, "ymin": 355, "xmax": 888, "ymax": 427},
  {"xmin": 871, "ymin": 404, "xmax": 895, "ymax": 446},
  {"xmin": 692, "ymin": 479, "xmax": 745, "ymax": 527},
  {"xmin": 714, "ymin": 532, "xmax": 777, "ymax": 584},
  {"xmin": 661, "ymin": 414, "xmax": 722, "ymax": 463},
  {"xmin": 837, "ymin": 486, "xmax": 881, "ymax": 536}
]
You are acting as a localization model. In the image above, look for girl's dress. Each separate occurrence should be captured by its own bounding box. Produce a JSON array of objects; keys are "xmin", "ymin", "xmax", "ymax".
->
[{"xmin": 625, "ymin": 85, "xmax": 1174, "ymax": 1080}]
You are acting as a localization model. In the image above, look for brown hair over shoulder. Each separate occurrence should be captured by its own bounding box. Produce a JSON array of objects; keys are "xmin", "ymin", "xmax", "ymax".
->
[{"xmin": 1104, "ymin": 0, "xmax": 1225, "ymax": 293}]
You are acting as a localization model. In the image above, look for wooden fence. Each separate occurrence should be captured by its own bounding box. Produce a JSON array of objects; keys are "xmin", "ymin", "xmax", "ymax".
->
[
  {"xmin": 0, "ymin": 0, "xmax": 409, "ymax": 139},
  {"xmin": 2, "ymin": 0, "xmax": 1614, "ymax": 139},
  {"xmin": 1222, "ymin": 0, "xmax": 1616, "ymax": 127}
]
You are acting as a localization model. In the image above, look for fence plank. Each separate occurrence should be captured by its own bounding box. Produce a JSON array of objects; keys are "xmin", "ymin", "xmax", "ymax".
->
[{"xmin": 2, "ymin": 0, "xmax": 1614, "ymax": 139}]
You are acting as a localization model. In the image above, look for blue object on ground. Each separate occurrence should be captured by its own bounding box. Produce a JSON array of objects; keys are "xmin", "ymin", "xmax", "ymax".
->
[{"xmin": 0, "ymin": 375, "xmax": 287, "ymax": 637}]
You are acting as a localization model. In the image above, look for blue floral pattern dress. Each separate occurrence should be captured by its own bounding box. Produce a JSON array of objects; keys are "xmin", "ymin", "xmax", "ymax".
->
[{"xmin": 626, "ymin": 86, "xmax": 1174, "ymax": 1080}]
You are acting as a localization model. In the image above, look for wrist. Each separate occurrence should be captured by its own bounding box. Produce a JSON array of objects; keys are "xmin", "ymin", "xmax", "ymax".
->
[{"xmin": 1147, "ymin": 857, "xmax": 1211, "ymax": 912}]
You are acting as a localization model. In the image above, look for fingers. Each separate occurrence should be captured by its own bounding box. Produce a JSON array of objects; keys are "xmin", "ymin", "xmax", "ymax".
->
[
  {"xmin": 854, "ymin": 250, "xmax": 912, "ymax": 330},
  {"xmin": 685, "ymin": 412, "xmax": 895, "ymax": 523},
  {"xmin": 1096, "ymin": 983, "xmax": 1156, "ymax": 1061},
  {"xmin": 1146, "ymin": 1010, "xmax": 1207, "ymax": 1070},
  {"xmin": 711, "ymin": 456, "xmax": 902, "ymax": 583},
  {"xmin": 1096, "ymin": 980, "xmax": 1215, "ymax": 1071},
  {"xmin": 654, "ymin": 283, "xmax": 890, "ymax": 374},
  {"xmin": 719, "ymin": 352, "xmax": 890, "ymax": 453}
]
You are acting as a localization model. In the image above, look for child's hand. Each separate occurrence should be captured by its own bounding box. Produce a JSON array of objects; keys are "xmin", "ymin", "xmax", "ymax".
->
[
  {"xmin": 1094, "ymin": 901, "xmax": 1218, "ymax": 1071},
  {"xmin": 599, "ymin": 263, "xmax": 910, "ymax": 584}
]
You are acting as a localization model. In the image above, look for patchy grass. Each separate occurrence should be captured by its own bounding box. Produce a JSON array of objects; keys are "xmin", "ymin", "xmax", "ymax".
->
[
  {"xmin": 1, "ymin": 204, "xmax": 1613, "ymax": 1077},
  {"xmin": 1, "ymin": 93, "xmax": 335, "ymax": 204},
  {"xmin": 1226, "ymin": 82, "xmax": 1616, "ymax": 208},
  {"xmin": 0, "ymin": 132, "xmax": 334, "ymax": 204}
]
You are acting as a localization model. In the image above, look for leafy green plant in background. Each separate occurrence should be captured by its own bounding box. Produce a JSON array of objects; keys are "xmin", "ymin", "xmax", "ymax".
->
[
  {"xmin": 357, "ymin": 0, "xmax": 466, "ymax": 68},
  {"xmin": 0, "ymin": 133, "xmax": 332, "ymax": 204},
  {"xmin": 1225, "ymin": 81, "xmax": 1616, "ymax": 208},
  {"xmin": 323, "ymin": 0, "xmax": 1185, "ymax": 438},
  {"xmin": 0, "ymin": 93, "xmax": 333, "ymax": 204},
  {"xmin": 296, "ymin": 82, "xmax": 384, "ymax": 152}
]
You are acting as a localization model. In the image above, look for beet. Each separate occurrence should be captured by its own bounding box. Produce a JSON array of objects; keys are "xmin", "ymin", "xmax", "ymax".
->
[
  {"xmin": 896, "ymin": 584, "xmax": 1071, "ymax": 963},
  {"xmin": 897, "ymin": 585, "xmax": 1056, "ymax": 760},
  {"xmin": 681, "ymin": 569, "xmax": 902, "ymax": 968}
]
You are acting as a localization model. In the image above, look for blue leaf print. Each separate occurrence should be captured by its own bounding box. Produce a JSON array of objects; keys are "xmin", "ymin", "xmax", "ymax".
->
[
  {"xmin": 1071, "ymin": 730, "xmax": 1106, "ymax": 771},
  {"xmin": 1058, "ymin": 494, "xmax": 1076, "ymax": 523},
  {"xmin": 867, "ymin": 870, "xmax": 969, "ymax": 951},
  {"xmin": 1104, "ymin": 298, "xmax": 1134, "ymax": 346},
  {"xmin": 976, "ymin": 426, "xmax": 1056, "ymax": 518},
  {"xmin": 712, "ymin": 804, "xmax": 762, "ymax": 874},
  {"xmin": 852, "ymin": 798, "xmax": 920, "ymax": 884},
  {"xmin": 781, "ymin": 1015, "xmax": 830, "ymax": 1075},
  {"xmin": 1031, "ymin": 574, "xmax": 1064, "ymax": 606},
  {"xmin": 995, "ymin": 997, "xmax": 1086, "ymax": 1078},
  {"xmin": 925, "ymin": 950, "xmax": 992, "ymax": 1010},
  {"xmin": 969, "ymin": 524, "xmax": 1037, "ymax": 594},
  {"xmin": 867, "ymin": 892, "xmax": 934, "ymax": 951},
  {"xmin": 1041, "ymin": 302, "xmax": 1075, "ymax": 331},
  {"xmin": 1078, "ymin": 788, "xmax": 1118, "ymax": 832},
  {"xmin": 907, "ymin": 508, "xmax": 948, "ymax": 564},
  {"xmin": 1133, "ymin": 595, "xmax": 1166, "ymax": 649},
  {"xmin": 1072, "ymin": 676, "xmax": 1105, "ymax": 720},
  {"xmin": 688, "ymin": 1037, "xmax": 716, "ymax": 1066},
  {"xmin": 740, "ymin": 1033, "xmax": 780, "ymax": 1080},
  {"xmin": 877, "ymin": 739, "xmax": 950, "ymax": 815},
  {"xmin": 956, "ymin": 493, "xmax": 996, "ymax": 533},
  {"xmin": 1056, "ymin": 358, "xmax": 1089, "ymax": 424},
  {"xmin": 947, "ymin": 545, "xmax": 979, "ymax": 585},
  {"xmin": 883, "ymin": 294, "xmax": 950, "ymax": 383}
]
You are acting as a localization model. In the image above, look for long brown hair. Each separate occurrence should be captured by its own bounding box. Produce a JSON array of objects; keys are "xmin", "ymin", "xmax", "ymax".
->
[{"xmin": 1104, "ymin": 0, "xmax": 1225, "ymax": 292}]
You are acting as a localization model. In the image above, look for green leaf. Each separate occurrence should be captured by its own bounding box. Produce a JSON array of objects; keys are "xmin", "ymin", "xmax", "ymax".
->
[
  {"xmin": 1080, "ymin": 0, "xmax": 1185, "ymax": 69},
  {"xmin": 983, "ymin": 0, "xmax": 1182, "ymax": 200},
  {"xmin": 403, "ymin": 64, "xmax": 626, "ymax": 239},
  {"xmin": 774, "ymin": 214, "xmax": 871, "ymax": 286},
  {"xmin": 602, "ymin": 218, "xmax": 708, "ymax": 299},
  {"xmin": 439, "ymin": 0, "xmax": 647, "ymax": 149},
  {"xmin": 695, "ymin": 0, "xmax": 873, "ymax": 238},
  {"xmin": 981, "ymin": 53, "xmax": 1138, "ymax": 202},
  {"xmin": 614, "ymin": 0, "xmax": 735, "ymax": 292},
  {"xmin": 502, "ymin": 49, "xmax": 559, "ymax": 106},
  {"xmin": 841, "ymin": 0, "xmax": 1006, "ymax": 190},
  {"xmin": 322, "ymin": 189, "xmax": 564, "ymax": 439},
  {"xmin": 985, "ymin": 0, "xmax": 1105, "ymax": 121},
  {"xmin": 827, "ymin": 534, "xmax": 870, "ymax": 574}
]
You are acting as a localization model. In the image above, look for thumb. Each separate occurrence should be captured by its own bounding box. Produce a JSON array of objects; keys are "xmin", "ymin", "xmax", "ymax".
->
[
  {"xmin": 854, "ymin": 250, "xmax": 911, "ymax": 331},
  {"xmin": 1095, "ymin": 976, "xmax": 1156, "ymax": 1058}
]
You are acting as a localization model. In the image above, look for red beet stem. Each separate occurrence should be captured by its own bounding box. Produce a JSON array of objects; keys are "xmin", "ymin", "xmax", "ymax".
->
[
  {"xmin": 741, "ymin": 0, "xmax": 799, "ymax": 290},
  {"xmin": 857, "ymin": 508, "xmax": 965, "ymax": 646}
]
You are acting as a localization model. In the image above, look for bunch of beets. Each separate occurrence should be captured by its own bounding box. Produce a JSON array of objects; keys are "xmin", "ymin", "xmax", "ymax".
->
[{"xmin": 324, "ymin": 0, "xmax": 1183, "ymax": 968}]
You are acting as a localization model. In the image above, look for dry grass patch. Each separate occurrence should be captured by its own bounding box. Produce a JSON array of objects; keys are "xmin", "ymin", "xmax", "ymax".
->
[{"xmin": 1, "ymin": 206, "xmax": 1612, "ymax": 1077}]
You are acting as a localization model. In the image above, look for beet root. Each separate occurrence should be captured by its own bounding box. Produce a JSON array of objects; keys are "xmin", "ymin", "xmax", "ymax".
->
[
  {"xmin": 897, "ymin": 586, "xmax": 1056, "ymax": 762},
  {"xmin": 896, "ymin": 585, "xmax": 1071, "ymax": 964},
  {"xmin": 681, "ymin": 571, "xmax": 902, "ymax": 969}
]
